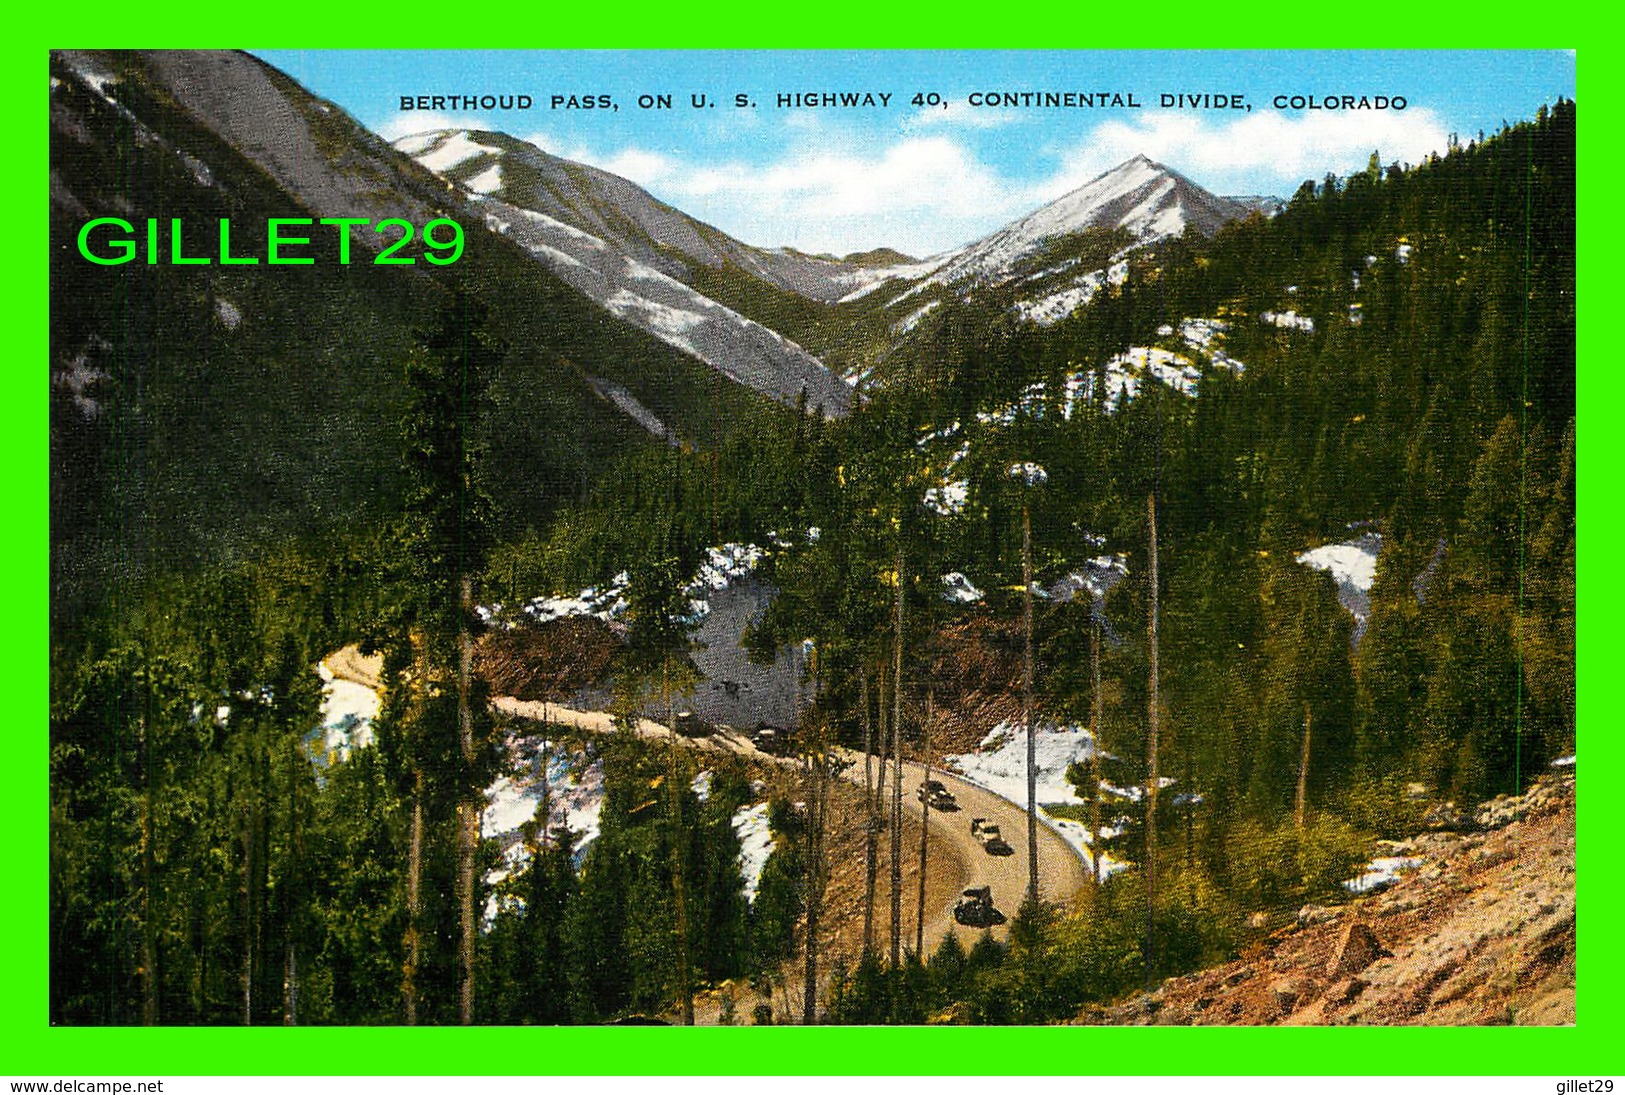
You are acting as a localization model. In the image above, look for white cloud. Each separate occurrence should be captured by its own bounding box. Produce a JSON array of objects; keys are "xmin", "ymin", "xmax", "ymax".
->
[
  {"xmin": 583, "ymin": 135, "xmax": 1028, "ymax": 257},
  {"xmin": 594, "ymin": 147, "xmax": 682, "ymax": 187},
  {"xmin": 1043, "ymin": 108, "xmax": 1452, "ymax": 200}
]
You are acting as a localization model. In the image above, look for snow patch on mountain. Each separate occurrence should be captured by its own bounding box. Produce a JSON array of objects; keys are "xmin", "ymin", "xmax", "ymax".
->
[
  {"xmin": 1262, "ymin": 309, "xmax": 1315, "ymax": 333},
  {"xmin": 464, "ymin": 162, "xmax": 503, "ymax": 195},
  {"xmin": 895, "ymin": 300, "xmax": 941, "ymax": 334},
  {"xmin": 1014, "ymin": 270, "xmax": 1104, "ymax": 326},
  {"xmin": 462, "ymin": 195, "xmax": 852, "ymax": 414},
  {"xmin": 606, "ymin": 289, "xmax": 708, "ymax": 338},
  {"xmin": 1297, "ymin": 531, "xmax": 1383, "ymax": 638},
  {"xmin": 417, "ymin": 130, "xmax": 502, "ymax": 173},
  {"xmin": 836, "ymin": 257, "xmax": 952, "ymax": 303},
  {"xmin": 393, "ymin": 131, "xmax": 440, "ymax": 156},
  {"xmin": 585, "ymin": 375, "xmax": 677, "ymax": 445}
]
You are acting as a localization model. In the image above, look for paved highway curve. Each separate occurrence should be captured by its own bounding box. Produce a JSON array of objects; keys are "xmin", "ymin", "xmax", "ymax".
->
[{"xmin": 324, "ymin": 645, "xmax": 1091, "ymax": 948}]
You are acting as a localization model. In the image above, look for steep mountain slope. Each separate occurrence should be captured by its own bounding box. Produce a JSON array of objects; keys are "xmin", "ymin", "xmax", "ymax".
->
[
  {"xmin": 398, "ymin": 129, "xmax": 899, "ymax": 303},
  {"xmin": 48, "ymin": 49, "xmax": 798, "ymax": 625},
  {"xmin": 396, "ymin": 130, "xmax": 854, "ymax": 413}
]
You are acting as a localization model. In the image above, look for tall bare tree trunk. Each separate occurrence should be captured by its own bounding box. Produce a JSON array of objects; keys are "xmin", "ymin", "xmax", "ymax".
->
[
  {"xmin": 861, "ymin": 674, "xmax": 877, "ymax": 956},
  {"xmin": 802, "ymin": 721, "xmax": 826, "ymax": 1025},
  {"xmin": 404, "ymin": 776, "xmax": 423, "ymax": 1025},
  {"xmin": 890, "ymin": 544, "xmax": 905, "ymax": 967},
  {"xmin": 915, "ymin": 688, "xmax": 934, "ymax": 957},
  {"xmin": 284, "ymin": 731, "xmax": 303, "ymax": 1025},
  {"xmin": 140, "ymin": 663, "xmax": 159, "ymax": 1026},
  {"xmin": 1295, "ymin": 704, "xmax": 1313, "ymax": 830},
  {"xmin": 241, "ymin": 744, "xmax": 254, "ymax": 1025},
  {"xmin": 1145, "ymin": 493, "xmax": 1161, "ymax": 991},
  {"xmin": 457, "ymin": 574, "xmax": 478, "ymax": 1025},
  {"xmin": 666, "ymin": 660, "xmax": 694, "ymax": 1026},
  {"xmin": 242, "ymin": 726, "xmax": 265, "ymax": 1026},
  {"xmin": 801, "ymin": 754, "xmax": 817, "ymax": 1023},
  {"xmin": 1089, "ymin": 619, "xmax": 1104, "ymax": 893},
  {"xmin": 1022, "ymin": 501, "xmax": 1038, "ymax": 905},
  {"xmin": 403, "ymin": 631, "xmax": 428, "ymax": 1025}
]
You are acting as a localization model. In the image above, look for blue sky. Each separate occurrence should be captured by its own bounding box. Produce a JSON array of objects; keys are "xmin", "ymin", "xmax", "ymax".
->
[{"xmin": 256, "ymin": 50, "xmax": 1575, "ymax": 258}]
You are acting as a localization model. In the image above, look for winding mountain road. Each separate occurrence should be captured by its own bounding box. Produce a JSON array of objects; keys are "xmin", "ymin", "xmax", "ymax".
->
[{"xmin": 324, "ymin": 645, "xmax": 1091, "ymax": 947}]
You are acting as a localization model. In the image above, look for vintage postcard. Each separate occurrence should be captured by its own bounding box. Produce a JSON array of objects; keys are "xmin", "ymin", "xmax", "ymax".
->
[{"xmin": 48, "ymin": 49, "xmax": 1575, "ymax": 1031}]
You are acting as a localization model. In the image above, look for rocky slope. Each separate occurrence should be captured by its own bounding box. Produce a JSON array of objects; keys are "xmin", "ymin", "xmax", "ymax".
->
[{"xmin": 1086, "ymin": 771, "xmax": 1576, "ymax": 1025}]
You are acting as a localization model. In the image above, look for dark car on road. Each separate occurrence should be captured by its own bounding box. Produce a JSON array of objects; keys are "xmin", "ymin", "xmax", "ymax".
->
[
  {"xmin": 917, "ymin": 779, "xmax": 958, "ymax": 811},
  {"xmin": 953, "ymin": 885, "xmax": 1007, "ymax": 927}
]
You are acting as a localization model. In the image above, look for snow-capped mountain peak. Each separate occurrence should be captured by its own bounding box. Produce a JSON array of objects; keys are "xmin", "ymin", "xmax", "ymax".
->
[{"xmin": 911, "ymin": 154, "xmax": 1256, "ymax": 291}]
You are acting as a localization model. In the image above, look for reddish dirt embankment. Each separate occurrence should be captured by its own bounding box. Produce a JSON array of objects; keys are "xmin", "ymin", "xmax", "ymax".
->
[{"xmin": 1086, "ymin": 773, "xmax": 1576, "ymax": 1026}]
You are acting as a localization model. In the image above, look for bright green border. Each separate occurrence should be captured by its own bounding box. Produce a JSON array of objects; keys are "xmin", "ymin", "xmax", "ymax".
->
[{"xmin": 13, "ymin": 4, "xmax": 1612, "ymax": 1078}]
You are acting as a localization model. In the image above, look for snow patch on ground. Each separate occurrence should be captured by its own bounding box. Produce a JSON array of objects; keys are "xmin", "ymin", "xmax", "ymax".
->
[
  {"xmin": 1082, "ymin": 346, "xmax": 1202, "ymax": 411},
  {"xmin": 942, "ymin": 571, "xmax": 985, "ymax": 604},
  {"xmin": 1046, "ymin": 554, "xmax": 1129, "ymax": 605},
  {"xmin": 946, "ymin": 721, "xmax": 1097, "ymax": 810},
  {"xmin": 1297, "ymin": 538, "xmax": 1379, "ymax": 594},
  {"xmin": 924, "ymin": 480, "xmax": 969, "ymax": 516},
  {"xmin": 948, "ymin": 722, "xmax": 1136, "ymax": 881},
  {"xmin": 482, "ymin": 742, "xmax": 607, "ymax": 859},
  {"xmin": 690, "ymin": 543, "xmax": 765, "ymax": 592},
  {"xmin": 522, "ymin": 574, "xmax": 630, "ymax": 625},
  {"xmin": 1009, "ymin": 461, "xmax": 1049, "ymax": 487},
  {"xmin": 1179, "ymin": 317, "xmax": 1225, "ymax": 352},
  {"xmin": 1048, "ymin": 817, "xmax": 1130, "ymax": 880},
  {"xmin": 1297, "ymin": 532, "xmax": 1382, "ymax": 635},
  {"xmin": 313, "ymin": 663, "xmax": 378, "ymax": 762},
  {"xmin": 1261, "ymin": 310, "xmax": 1315, "ymax": 333},
  {"xmin": 511, "ymin": 543, "xmax": 764, "ymax": 629},
  {"xmin": 733, "ymin": 802, "xmax": 774, "ymax": 903},
  {"xmin": 1343, "ymin": 855, "xmax": 1423, "ymax": 895}
]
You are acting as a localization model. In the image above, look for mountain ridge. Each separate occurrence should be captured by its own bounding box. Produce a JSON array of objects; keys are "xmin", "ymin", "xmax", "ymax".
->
[{"xmin": 848, "ymin": 153, "xmax": 1268, "ymax": 301}]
